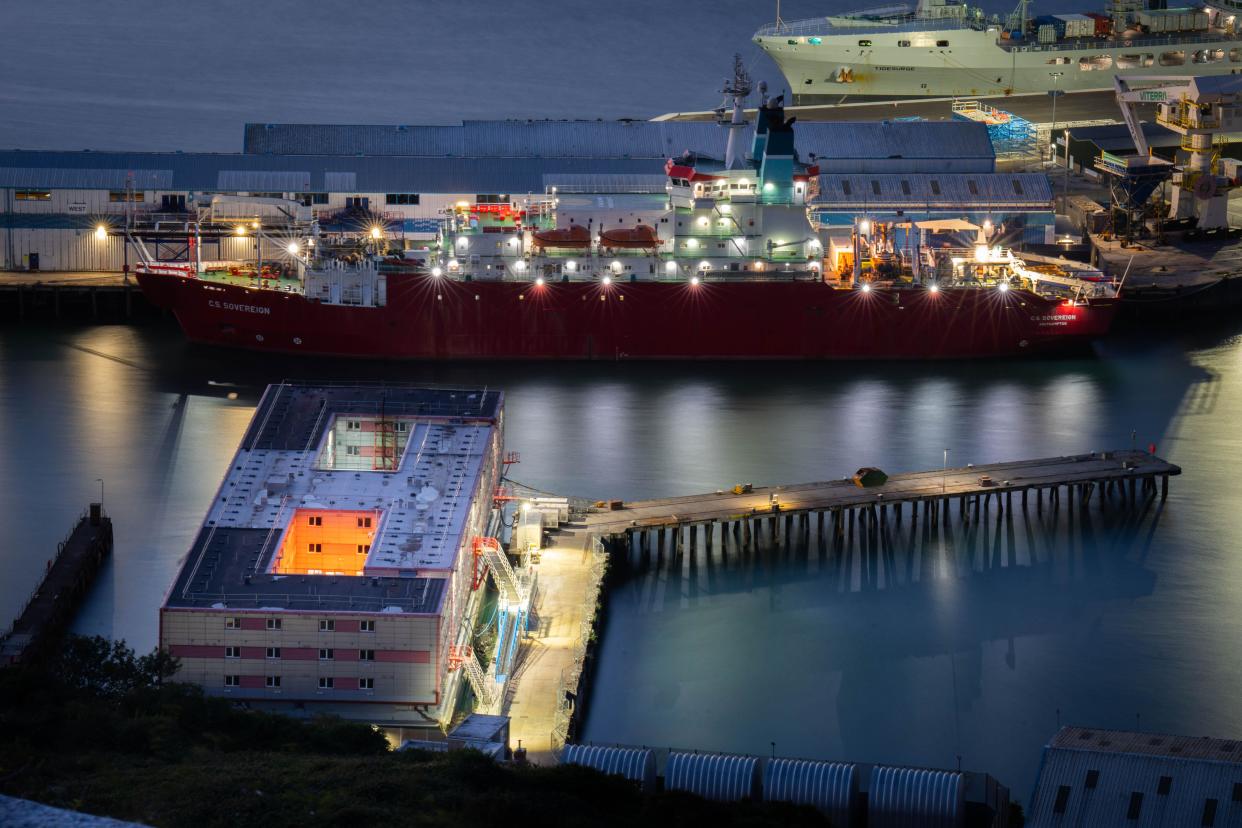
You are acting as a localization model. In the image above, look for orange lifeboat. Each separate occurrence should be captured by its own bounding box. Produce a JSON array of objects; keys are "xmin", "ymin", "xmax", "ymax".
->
[
  {"xmin": 599, "ymin": 225, "xmax": 662, "ymax": 249},
  {"xmin": 532, "ymin": 224, "xmax": 591, "ymax": 250}
]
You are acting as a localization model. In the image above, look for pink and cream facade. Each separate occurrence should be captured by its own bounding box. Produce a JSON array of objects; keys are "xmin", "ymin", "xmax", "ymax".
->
[{"xmin": 159, "ymin": 383, "xmax": 504, "ymax": 727}]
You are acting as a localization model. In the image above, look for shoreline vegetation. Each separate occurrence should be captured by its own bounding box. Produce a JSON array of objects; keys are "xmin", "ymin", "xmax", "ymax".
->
[{"xmin": 0, "ymin": 636, "xmax": 828, "ymax": 827}]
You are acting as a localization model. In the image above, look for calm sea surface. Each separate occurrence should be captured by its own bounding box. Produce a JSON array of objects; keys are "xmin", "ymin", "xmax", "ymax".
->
[
  {"xmin": 2, "ymin": 320, "xmax": 1242, "ymax": 799},
  {"xmin": 2, "ymin": 0, "xmax": 1239, "ymax": 803}
]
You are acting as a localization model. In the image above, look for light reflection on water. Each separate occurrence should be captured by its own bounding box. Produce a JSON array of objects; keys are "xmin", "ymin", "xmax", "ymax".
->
[{"xmin": 1, "ymin": 321, "xmax": 1240, "ymax": 799}]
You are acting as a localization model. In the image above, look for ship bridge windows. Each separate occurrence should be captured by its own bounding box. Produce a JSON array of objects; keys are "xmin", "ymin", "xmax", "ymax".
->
[
  {"xmin": 1193, "ymin": 48, "xmax": 1226, "ymax": 63},
  {"xmin": 1117, "ymin": 54, "xmax": 1155, "ymax": 69},
  {"xmin": 1078, "ymin": 55, "xmax": 1112, "ymax": 71},
  {"xmin": 1160, "ymin": 50, "xmax": 1186, "ymax": 66},
  {"xmin": 858, "ymin": 39, "xmax": 872, "ymax": 47},
  {"xmin": 1046, "ymin": 56, "xmax": 1071, "ymax": 65}
]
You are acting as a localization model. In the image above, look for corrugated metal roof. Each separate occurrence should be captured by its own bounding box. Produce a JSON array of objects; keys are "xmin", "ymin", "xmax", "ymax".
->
[
  {"xmin": 665, "ymin": 752, "xmax": 761, "ymax": 802},
  {"xmin": 869, "ymin": 766, "xmax": 965, "ymax": 828},
  {"xmin": 1029, "ymin": 728, "xmax": 1242, "ymax": 827},
  {"xmin": 813, "ymin": 173, "xmax": 1052, "ymax": 208},
  {"xmin": 0, "ymin": 150, "xmax": 656, "ymax": 194},
  {"xmin": 763, "ymin": 759, "xmax": 857, "ymax": 824},
  {"xmin": 243, "ymin": 120, "xmax": 995, "ymax": 162},
  {"xmin": 560, "ymin": 744, "xmax": 657, "ymax": 791},
  {"xmin": 0, "ymin": 167, "xmax": 172, "ymax": 189},
  {"xmin": 1069, "ymin": 122, "xmax": 1180, "ymax": 153},
  {"xmin": 217, "ymin": 170, "xmax": 311, "ymax": 191}
]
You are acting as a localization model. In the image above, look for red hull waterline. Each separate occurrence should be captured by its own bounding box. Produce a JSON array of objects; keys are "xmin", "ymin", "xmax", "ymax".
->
[{"xmin": 137, "ymin": 272, "xmax": 1117, "ymax": 360}]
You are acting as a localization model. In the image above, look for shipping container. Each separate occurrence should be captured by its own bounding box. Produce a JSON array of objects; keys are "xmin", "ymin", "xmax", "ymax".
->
[
  {"xmin": 1085, "ymin": 12, "xmax": 1112, "ymax": 37},
  {"xmin": 1054, "ymin": 14, "xmax": 1095, "ymax": 39}
]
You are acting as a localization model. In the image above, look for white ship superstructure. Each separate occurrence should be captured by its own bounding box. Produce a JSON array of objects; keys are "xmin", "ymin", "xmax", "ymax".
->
[{"xmin": 755, "ymin": 0, "xmax": 1242, "ymax": 101}]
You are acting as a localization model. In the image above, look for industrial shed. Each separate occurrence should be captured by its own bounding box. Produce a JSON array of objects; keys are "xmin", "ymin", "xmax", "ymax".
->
[
  {"xmin": 1028, "ymin": 726, "xmax": 1242, "ymax": 827},
  {"xmin": 243, "ymin": 119, "xmax": 996, "ymax": 173}
]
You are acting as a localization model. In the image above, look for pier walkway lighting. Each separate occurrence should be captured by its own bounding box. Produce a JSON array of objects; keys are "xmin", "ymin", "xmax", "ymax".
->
[
  {"xmin": 602, "ymin": 276, "xmax": 612, "ymax": 286},
  {"xmin": 94, "ymin": 224, "xmax": 107, "ymax": 240},
  {"xmin": 690, "ymin": 276, "xmax": 701, "ymax": 286},
  {"xmin": 929, "ymin": 282, "xmax": 939, "ymax": 294},
  {"xmin": 431, "ymin": 266, "xmax": 443, "ymax": 277},
  {"xmin": 535, "ymin": 276, "xmax": 544, "ymax": 286}
]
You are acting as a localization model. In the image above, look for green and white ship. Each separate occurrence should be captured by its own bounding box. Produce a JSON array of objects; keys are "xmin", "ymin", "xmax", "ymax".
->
[{"xmin": 755, "ymin": 0, "xmax": 1242, "ymax": 102}]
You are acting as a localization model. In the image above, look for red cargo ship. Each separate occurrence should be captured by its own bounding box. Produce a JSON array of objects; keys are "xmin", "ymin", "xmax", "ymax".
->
[{"xmin": 133, "ymin": 74, "xmax": 1117, "ymax": 360}]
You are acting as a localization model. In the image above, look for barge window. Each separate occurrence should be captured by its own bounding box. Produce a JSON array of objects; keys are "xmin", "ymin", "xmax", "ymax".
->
[
  {"xmin": 1053, "ymin": 785, "xmax": 1071, "ymax": 814},
  {"xmin": 224, "ymin": 675, "xmax": 239, "ymax": 687},
  {"xmin": 14, "ymin": 189, "xmax": 50, "ymax": 201},
  {"xmin": 265, "ymin": 676, "xmax": 281, "ymax": 688},
  {"xmin": 319, "ymin": 619, "xmax": 335, "ymax": 631},
  {"xmin": 357, "ymin": 516, "xmax": 372, "ymax": 527},
  {"xmin": 359, "ymin": 649, "xmax": 375, "ymax": 661},
  {"xmin": 385, "ymin": 193, "xmax": 420, "ymax": 205},
  {"xmin": 319, "ymin": 648, "xmax": 334, "ymax": 660},
  {"xmin": 108, "ymin": 190, "xmax": 144, "ymax": 202},
  {"xmin": 359, "ymin": 678, "xmax": 374, "ymax": 689},
  {"xmin": 266, "ymin": 618, "xmax": 281, "ymax": 630},
  {"xmin": 225, "ymin": 647, "xmax": 239, "ymax": 658},
  {"xmin": 308, "ymin": 515, "xmax": 322, "ymax": 526},
  {"xmin": 266, "ymin": 647, "xmax": 280, "ymax": 659},
  {"xmin": 225, "ymin": 617, "xmax": 241, "ymax": 629},
  {"xmin": 318, "ymin": 677, "xmax": 333, "ymax": 689},
  {"xmin": 360, "ymin": 620, "xmax": 375, "ymax": 632},
  {"xmin": 1084, "ymin": 769, "xmax": 1099, "ymax": 788},
  {"xmin": 1127, "ymin": 792, "xmax": 1143, "ymax": 820},
  {"xmin": 1158, "ymin": 776, "xmax": 1172, "ymax": 795}
]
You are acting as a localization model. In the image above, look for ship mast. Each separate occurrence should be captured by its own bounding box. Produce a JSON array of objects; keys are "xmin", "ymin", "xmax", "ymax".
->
[{"xmin": 719, "ymin": 55, "xmax": 753, "ymax": 172}]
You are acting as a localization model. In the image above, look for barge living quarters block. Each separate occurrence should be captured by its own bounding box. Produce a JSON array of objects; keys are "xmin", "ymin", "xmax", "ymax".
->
[{"xmin": 159, "ymin": 382, "xmax": 505, "ymax": 728}]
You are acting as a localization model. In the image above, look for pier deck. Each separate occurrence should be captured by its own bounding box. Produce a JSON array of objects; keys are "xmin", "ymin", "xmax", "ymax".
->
[
  {"xmin": 0, "ymin": 271, "xmax": 155, "ymax": 322},
  {"xmin": 0, "ymin": 507, "xmax": 113, "ymax": 666},
  {"xmin": 584, "ymin": 450, "xmax": 1179, "ymax": 536}
]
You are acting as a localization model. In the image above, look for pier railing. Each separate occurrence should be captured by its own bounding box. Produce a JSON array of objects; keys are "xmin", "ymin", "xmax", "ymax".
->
[{"xmin": 0, "ymin": 507, "xmax": 92, "ymax": 644}]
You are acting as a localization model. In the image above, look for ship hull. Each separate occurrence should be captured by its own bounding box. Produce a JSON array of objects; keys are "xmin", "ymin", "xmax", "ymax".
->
[
  {"xmin": 138, "ymin": 271, "xmax": 1115, "ymax": 360},
  {"xmin": 757, "ymin": 27, "xmax": 1242, "ymax": 101}
]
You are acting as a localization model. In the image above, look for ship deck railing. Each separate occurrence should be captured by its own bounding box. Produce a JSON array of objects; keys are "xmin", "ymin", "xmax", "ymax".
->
[
  {"xmin": 1000, "ymin": 30, "xmax": 1237, "ymax": 54},
  {"xmin": 756, "ymin": 14, "xmax": 981, "ymax": 38}
]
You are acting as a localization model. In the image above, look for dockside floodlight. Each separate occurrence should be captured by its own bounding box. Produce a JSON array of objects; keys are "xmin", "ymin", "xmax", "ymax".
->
[
  {"xmin": 370, "ymin": 226, "xmax": 383, "ymax": 239},
  {"xmin": 286, "ymin": 242, "xmax": 299, "ymax": 255},
  {"xmin": 602, "ymin": 276, "xmax": 612, "ymax": 286},
  {"xmin": 691, "ymin": 276, "xmax": 701, "ymax": 286},
  {"xmin": 94, "ymin": 225, "xmax": 107, "ymax": 240},
  {"xmin": 431, "ymin": 266, "xmax": 443, "ymax": 277}
]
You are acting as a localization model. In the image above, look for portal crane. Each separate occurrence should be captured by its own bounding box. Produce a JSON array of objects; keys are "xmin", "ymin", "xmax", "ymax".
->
[{"xmin": 1114, "ymin": 75, "xmax": 1242, "ymax": 230}]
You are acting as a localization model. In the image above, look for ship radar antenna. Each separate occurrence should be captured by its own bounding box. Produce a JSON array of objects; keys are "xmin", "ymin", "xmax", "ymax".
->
[{"xmin": 719, "ymin": 54, "xmax": 753, "ymax": 170}]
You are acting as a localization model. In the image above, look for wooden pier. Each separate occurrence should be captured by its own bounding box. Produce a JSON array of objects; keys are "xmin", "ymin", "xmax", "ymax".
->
[
  {"xmin": 0, "ymin": 505, "xmax": 113, "ymax": 667},
  {"xmin": 0, "ymin": 271, "xmax": 159, "ymax": 322},
  {"xmin": 583, "ymin": 450, "xmax": 1179, "ymax": 554}
]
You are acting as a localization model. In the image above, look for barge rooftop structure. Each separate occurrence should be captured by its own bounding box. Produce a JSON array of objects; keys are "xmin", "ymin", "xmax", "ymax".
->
[{"xmin": 159, "ymin": 382, "xmax": 512, "ymax": 728}]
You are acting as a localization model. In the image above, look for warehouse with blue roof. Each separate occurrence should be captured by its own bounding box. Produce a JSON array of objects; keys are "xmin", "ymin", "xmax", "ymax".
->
[{"xmin": 0, "ymin": 117, "xmax": 1056, "ymax": 272}]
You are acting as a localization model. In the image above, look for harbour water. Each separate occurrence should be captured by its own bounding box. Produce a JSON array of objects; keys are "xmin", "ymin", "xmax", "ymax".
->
[{"xmin": 3, "ymin": 319, "xmax": 1242, "ymax": 797}]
